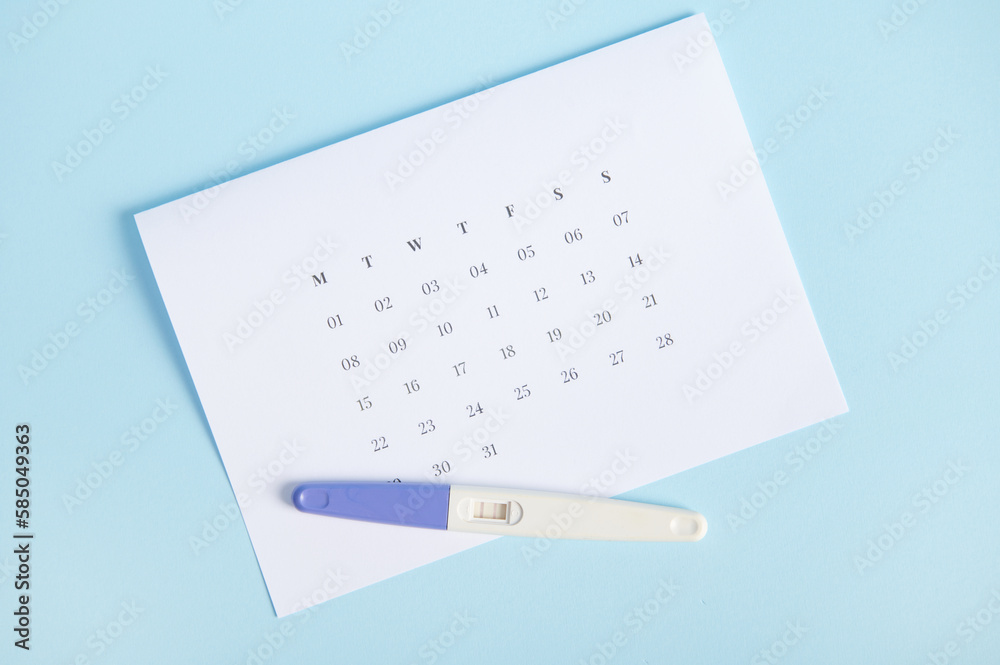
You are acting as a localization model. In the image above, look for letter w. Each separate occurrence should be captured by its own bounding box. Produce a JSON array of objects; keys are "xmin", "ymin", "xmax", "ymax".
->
[{"xmin": 406, "ymin": 238, "xmax": 422, "ymax": 251}]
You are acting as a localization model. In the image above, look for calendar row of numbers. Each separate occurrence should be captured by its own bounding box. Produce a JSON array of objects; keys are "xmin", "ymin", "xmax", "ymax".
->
[
  {"xmin": 321, "ymin": 243, "xmax": 665, "ymax": 331},
  {"xmin": 350, "ymin": 330, "xmax": 676, "ymax": 459},
  {"xmin": 324, "ymin": 205, "xmax": 635, "ymax": 282}
]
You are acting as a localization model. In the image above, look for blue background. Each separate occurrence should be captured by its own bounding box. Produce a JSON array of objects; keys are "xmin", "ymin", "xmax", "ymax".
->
[{"xmin": 2, "ymin": 1, "xmax": 998, "ymax": 663}]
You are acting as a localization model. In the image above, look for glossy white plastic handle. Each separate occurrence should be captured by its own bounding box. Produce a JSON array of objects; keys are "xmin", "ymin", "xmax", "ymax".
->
[{"xmin": 446, "ymin": 485, "xmax": 707, "ymax": 542}]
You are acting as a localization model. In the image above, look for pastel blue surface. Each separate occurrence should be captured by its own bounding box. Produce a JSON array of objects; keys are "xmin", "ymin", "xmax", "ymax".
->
[
  {"xmin": 1, "ymin": 1, "xmax": 998, "ymax": 663},
  {"xmin": 293, "ymin": 483, "xmax": 450, "ymax": 529}
]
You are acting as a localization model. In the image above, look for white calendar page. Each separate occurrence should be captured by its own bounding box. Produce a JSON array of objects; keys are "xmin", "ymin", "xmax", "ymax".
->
[{"xmin": 136, "ymin": 14, "xmax": 847, "ymax": 616}]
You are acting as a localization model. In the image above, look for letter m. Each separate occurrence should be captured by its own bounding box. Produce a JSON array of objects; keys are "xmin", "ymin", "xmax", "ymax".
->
[{"xmin": 312, "ymin": 272, "xmax": 327, "ymax": 286}]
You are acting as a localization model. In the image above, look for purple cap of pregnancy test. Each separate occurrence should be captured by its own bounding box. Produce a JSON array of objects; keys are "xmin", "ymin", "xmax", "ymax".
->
[{"xmin": 292, "ymin": 482, "xmax": 451, "ymax": 529}]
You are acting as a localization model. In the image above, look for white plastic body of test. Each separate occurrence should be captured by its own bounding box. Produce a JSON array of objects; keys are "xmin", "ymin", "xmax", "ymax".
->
[{"xmin": 446, "ymin": 485, "xmax": 707, "ymax": 542}]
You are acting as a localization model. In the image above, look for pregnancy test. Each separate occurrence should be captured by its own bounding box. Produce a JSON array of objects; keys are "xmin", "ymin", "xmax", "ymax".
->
[{"xmin": 292, "ymin": 482, "xmax": 707, "ymax": 542}]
